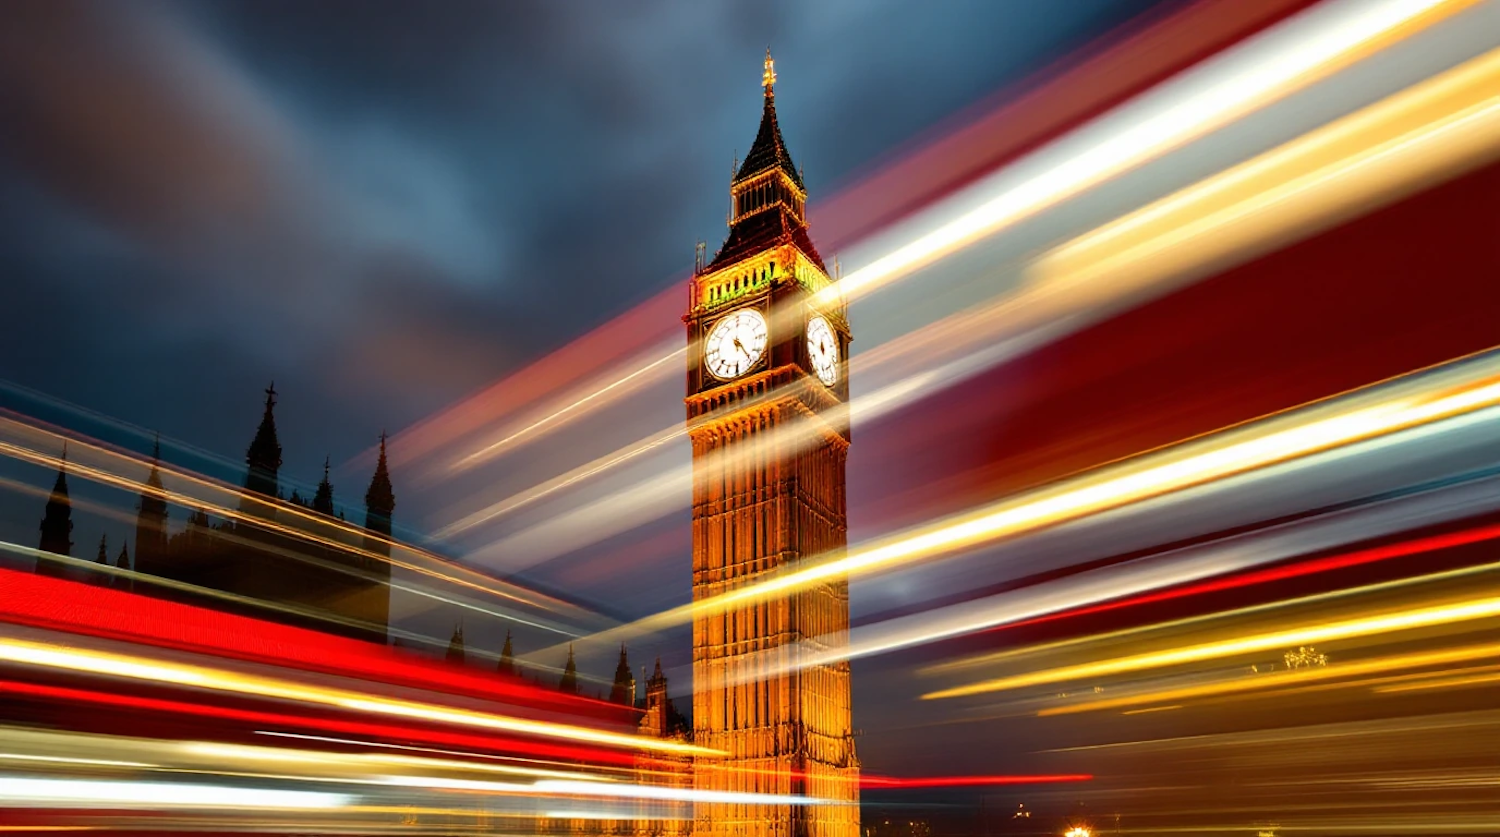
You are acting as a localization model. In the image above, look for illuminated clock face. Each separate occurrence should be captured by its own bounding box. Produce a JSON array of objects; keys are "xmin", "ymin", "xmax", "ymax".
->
[
  {"xmin": 806, "ymin": 316, "xmax": 839, "ymax": 386},
  {"xmin": 705, "ymin": 308, "xmax": 768, "ymax": 380}
]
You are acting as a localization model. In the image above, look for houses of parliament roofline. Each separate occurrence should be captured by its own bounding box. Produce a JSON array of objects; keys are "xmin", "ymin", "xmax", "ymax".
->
[{"xmin": 34, "ymin": 382, "xmax": 397, "ymax": 645}]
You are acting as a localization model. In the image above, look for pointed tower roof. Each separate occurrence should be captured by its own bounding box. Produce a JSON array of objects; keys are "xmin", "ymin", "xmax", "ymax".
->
[
  {"xmin": 38, "ymin": 446, "xmax": 74, "ymax": 558},
  {"xmin": 445, "ymin": 623, "xmax": 465, "ymax": 664},
  {"xmin": 497, "ymin": 629, "xmax": 515, "ymax": 676},
  {"xmin": 708, "ymin": 50, "xmax": 825, "ymax": 273},
  {"xmin": 559, "ymin": 645, "xmax": 578, "ymax": 694},
  {"xmin": 365, "ymin": 432, "xmax": 395, "ymax": 518},
  {"xmin": 145, "ymin": 434, "xmax": 165, "ymax": 492},
  {"xmin": 734, "ymin": 49, "xmax": 803, "ymax": 189},
  {"xmin": 95, "ymin": 534, "xmax": 108, "ymax": 565},
  {"xmin": 244, "ymin": 383, "xmax": 283, "ymax": 499},
  {"xmin": 610, "ymin": 644, "xmax": 636, "ymax": 706},
  {"xmin": 312, "ymin": 455, "xmax": 335, "ymax": 515},
  {"xmin": 116, "ymin": 542, "xmax": 130, "ymax": 572}
]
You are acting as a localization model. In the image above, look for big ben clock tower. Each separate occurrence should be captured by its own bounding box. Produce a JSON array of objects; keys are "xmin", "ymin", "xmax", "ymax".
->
[{"xmin": 686, "ymin": 52, "xmax": 859, "ymax": 837}]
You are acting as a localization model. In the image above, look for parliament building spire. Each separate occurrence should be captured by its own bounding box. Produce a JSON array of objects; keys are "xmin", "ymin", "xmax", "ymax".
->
[
  {"xmin": 37, "ymin": 446, "xmax": 74, "ymax": 565},
  {"xmin": 243, "ymin": 383, "xmax": 283, "ymax": 503}
]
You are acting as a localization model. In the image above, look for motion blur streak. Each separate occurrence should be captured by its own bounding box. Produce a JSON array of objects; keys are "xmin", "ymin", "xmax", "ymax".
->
[
  {"xmin": 1374, "ymin": 670, "xmax": 1500, "ymax": 693},
  {"xmin": 612, "ymin": 352, "xmax": 1500, "ymax": 646},
  {"xmin": 177, "ymin": 741, "xmax": 607, "ymax": 781},
  {"xmin": 438, "ymin": 421, "xmax": 686, "ymax": 537},
  {"xmin": 0, "ymin": 778, "xmax": 352, "ymax": 809},
  {"xmin": 813, "ymin": 0, "xmax": 1477, "ymax": 307},
  {"xmin": 473, "ymin": 36, "xmax": 1500, "ymax": 583},
  {"xmin": 451, "ymin": 343, "xmax": 686, "ymax": 473},
  {"xmin": 0, "ymin": 679, "xmax": 640, "ymax": 768},
  {"xmin": 962, "ymin": 517, "xmax": 1500, "ymax": 659},
  {"xmin": 479, "ymin": 34, "xmax": 1500, "ymax": 564},
  {"xmin": 925, "ymin": 593, "xmax": 1500, "ymax": 699},
  {"xmin": 1029, "ymin": 41, "xmax": 1500, "ymax": 299},
  {"xmin": 387, "ymin": 0, "xmax": 1315, "ymax": 484},
  {"xmin": 252, "ymin": 731, "xmax": 632, "ymax": 777},
  {"xmin": 0, "ymin": 418, "xmax": 598, "ymax": 635},
  {"xmin": 0, "ymin": 636, "xmax": 713, "ymax": 756},
  {"xmin": 860, "ymin": 775, "xmax": 1093, "ymax": 788},
  {"xmin": 1034, "ymin": 641, "xmax": 1500, "ymax": 715},
  {"xmin": 403, "ymin": 0, "xmax": 1475, "ymax": 508},
  {"xmin": 531, "ymin": 780, "xmax": 831, "ymax": 807}
]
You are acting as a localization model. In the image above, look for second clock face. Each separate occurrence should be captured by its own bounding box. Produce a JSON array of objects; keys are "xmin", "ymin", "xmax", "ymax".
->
[
  {"xmin": 806, "ymin": 315, "xmax": 839, "ymax": 386},
  {"xmin": 705, "ymin": 308, "xmax": 768, "ymax": 379}
]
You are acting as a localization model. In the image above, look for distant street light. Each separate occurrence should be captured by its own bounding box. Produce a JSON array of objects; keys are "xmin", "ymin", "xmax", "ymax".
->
[{"xmin": 1064, "ymin": 828, "xmax": 1091, "ymax": 837}]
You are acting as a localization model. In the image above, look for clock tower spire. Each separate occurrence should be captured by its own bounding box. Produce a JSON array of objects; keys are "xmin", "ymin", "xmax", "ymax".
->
[{"xmin": 685, "ymin": 53, "xmax": 857, "ymax": 837}]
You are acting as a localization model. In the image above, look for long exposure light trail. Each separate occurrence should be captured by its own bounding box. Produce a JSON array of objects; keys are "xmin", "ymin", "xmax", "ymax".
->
[
  {"xmin": 940, "ymin": 512, "xmax": 1500, "ymax": 667},
  {"xmin": 451, "ymin": 343, "xmax": 686, "ymax": 473},
  {"xmin": 531, "ymin": 779, "xmax": 833, "ymax": 807},
  {"xmin": 1028, "ymin": 40, "xmax": 1500, "ymax": 299},
  {"xmin": 813, "ymin": 0, "xmax": 1479, "ymax": 308},
  {"xmin": 0, "ymin": 419, "xmax": 600, "ymax": 639},
  {"xmin": 589, "ymin": 354, "xmax": 1500, "ymax": 653},
  {"xmin": 708, "ymin": 474, "xmax": 1500, "ymax": 694},
  {"xmin": 924, "ymin": 593, "xmax": 1500, "ymax": 700},
  {"xmin": 453, "ymin": 26, "xmax": 1500, "ymax": 571},
  {"xmin": 0, "ymin": 778, "xmax": 353, "ymax": 809},
  {"xmin": 386, "ymin": 0, "xmax": 1332, "ymax": 486},
  {"xmin": 252, "ymin": 731, "xmax": 633, "ymax": 778},
  {"xmin": 1032, "ymin": 641, "xmax": 1500, "ymax": 716},
  {"xmin": 0, "ymin": 636, "xmax": 714, "ymax": 756},
  {"xmin": 177, "ymin": 741, "xmax": 607, "ymax": 782},
  {"xmin": 404, "ymin": 0, "xmax": 1485, "ymax": 518},
  {"xmin": 0, "ymin": 680, "xmax": 641, "ymax": 768}
]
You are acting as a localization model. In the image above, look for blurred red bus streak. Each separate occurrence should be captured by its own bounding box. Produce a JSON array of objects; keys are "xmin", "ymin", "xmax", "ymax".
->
[
  {"xmin": 0, "ymin": 567, "xmax": 623, "ymax": 723},
  {"xmin": 0, "ymin": 678, "xmax": 639, "ymax": 768}
]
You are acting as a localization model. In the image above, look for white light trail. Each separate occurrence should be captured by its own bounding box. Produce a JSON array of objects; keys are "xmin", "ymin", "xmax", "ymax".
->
[
  {"xmin": 820, "ymin": 0, "xmax": 1480, "ymax": 306},
  {"xmin": 0, "ymin": 778, "xmax": 353, "ymax": 809}
]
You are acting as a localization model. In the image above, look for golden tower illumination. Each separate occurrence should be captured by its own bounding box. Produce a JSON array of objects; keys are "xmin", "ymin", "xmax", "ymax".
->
[{"xmin": 685, "ymin": 51, "xmax": 859, "ymax": 837}]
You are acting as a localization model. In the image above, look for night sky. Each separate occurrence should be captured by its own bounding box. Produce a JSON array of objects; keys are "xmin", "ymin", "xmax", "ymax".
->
[{"xmin": 0, "ymin": 0, "xmax": 1168, "ymax": 782}]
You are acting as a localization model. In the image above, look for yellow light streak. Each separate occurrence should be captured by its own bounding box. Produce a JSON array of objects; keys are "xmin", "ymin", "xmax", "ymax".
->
[
  {"xmin": 254, "ymin": 730, "xmax": 634, "ymax": 778},
  {"xmin": 1030, "ymin": 43, "xmax": 1500, "ymax": 302},
  {"xmin": 926, "ymin": 595, "xmax": 1500, "ymax": 700},
  {"xmin": 1375, "ymin": 670, "xmax": 1500, "ymax": 693},
  {"xmin": 0, "ymin": 777, "xmax": 352, "ymax": 809},
  {"xmin": 178, "ymin": 740, "xmax": 609, "ymax": 782},
  {"xmin": 544, "ymin": 811, "xmax": 682, "ymax": 821},
  {"xmin": 1036, "ymin": 642, "xmax": 1500, "ymax": 715},
  {"xmin": 814, "ymin": 0, "xmax": 1480, "ymax": 307},
  {"xmin": 0, "ymin": 753, "xmax": 154, "ymax": 768},
  {"xmin": 0, "ymin": 637, "xmax": 715, "ymax": 757},
  {"xmin": 1120, "ymin": 705, "xmax": 1182, "ymax": 715},
  {"xmin": 621, "ymin": 359, "xmax": 1500, "ymax": 640}
]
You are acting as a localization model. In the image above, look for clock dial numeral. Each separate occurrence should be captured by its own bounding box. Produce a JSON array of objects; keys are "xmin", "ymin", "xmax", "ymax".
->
[
  {"xmin": 705, "ymin": 309, "xmax": 769, "ymax": 380},
  {"xmin": 806, "ymin": 316, "xmax": 839, "ymax": 386}
]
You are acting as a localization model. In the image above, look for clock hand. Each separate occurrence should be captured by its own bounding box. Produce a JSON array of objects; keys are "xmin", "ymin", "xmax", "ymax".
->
[{"xmin": 734, "ymin": 337, "xmax": 751, "ymax": 360}]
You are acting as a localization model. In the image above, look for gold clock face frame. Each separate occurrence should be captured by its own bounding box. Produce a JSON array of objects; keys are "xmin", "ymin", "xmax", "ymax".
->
[
  {"xmin": 705, "ymin": 308, "xmax": 769, "ymax": 380},
  {"xmin": 806, "ymin": 315, "xmax": 839, "ymax": 386}
]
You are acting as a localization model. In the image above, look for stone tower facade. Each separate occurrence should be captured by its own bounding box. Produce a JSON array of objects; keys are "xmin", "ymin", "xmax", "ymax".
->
[{"xmin": 684, "ymin": 52, "xmax": 859, "ymax": 837}]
